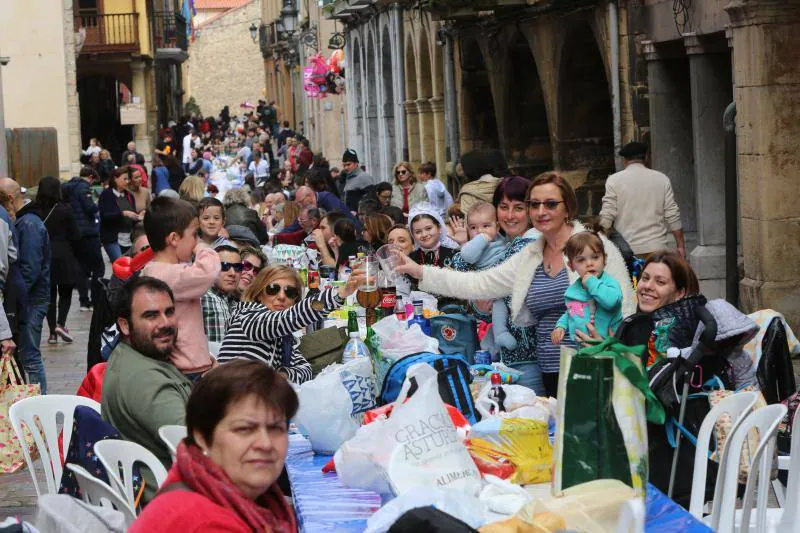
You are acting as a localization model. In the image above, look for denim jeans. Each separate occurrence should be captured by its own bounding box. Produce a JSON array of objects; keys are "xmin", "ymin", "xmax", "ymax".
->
[
  {"xmin": 75, "ymin": 236, "xmax": 105, "ymax": 306},
  {"xmin": 509, "ymin": 360, "xmax": 545, "ymax": 396},
  {"xmin": 19, "ymin": 301, "xmax": 48, "ymax": 394},
  {"xmin": 103, "ymin": 242, "xmax": 123, "ymax": 263}
]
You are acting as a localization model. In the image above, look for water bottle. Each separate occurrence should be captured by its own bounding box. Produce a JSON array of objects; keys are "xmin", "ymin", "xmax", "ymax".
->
[{"xmin": 342, "ymin": 310, "xmax": 370, "ymax": 364}]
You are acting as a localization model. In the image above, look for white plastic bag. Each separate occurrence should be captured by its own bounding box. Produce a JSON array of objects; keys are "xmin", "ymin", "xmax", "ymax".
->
[
  {"xmin": 476, "ymin": 383, "xmax": 555, "ymax": 421},
  {"xmin": 365, "ymin": 488, "xmax": 487, "ymax": 533},
  {"xmin": 295, "ymin": 358, "xmax": 375, "ymax": 454},
  {"xmin": 335, "ymin": 364, "xmax": 482, "ymax": 497},
  {"xmin": 478, "ymin": 475, "xmax": 533, "ymax": 516},
  {"xmin": 372, "ymin": 315, "xmax": 439, "ymax": 360}
]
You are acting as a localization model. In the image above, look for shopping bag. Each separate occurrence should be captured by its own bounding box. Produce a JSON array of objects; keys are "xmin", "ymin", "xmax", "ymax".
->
[
  {"xmin": 295, "ymin": 358, "xmax": 376, "ymax": 454},
  {"xmin": 371, "ymin": 315, "xmax": 440, "ymax": 392},
  {"xmin": 0, "ymin": 352, "xmax": 41, "ymax": 473},
  {"xmin": 553, "ymin": 338, "xmax": 664, "ymax": 499},
  {"xmin": 468, "ymin": 417, "xmax": 552, "ymax": 484},
  {"xmin": 334, "ymin": 363, "xmax": 482, "ymax": 496}
]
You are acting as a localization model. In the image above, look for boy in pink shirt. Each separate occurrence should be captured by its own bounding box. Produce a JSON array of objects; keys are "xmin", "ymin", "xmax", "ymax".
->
[{"xmin": 142, "ymin": 197, "xmax": 221, "ymax": 377}]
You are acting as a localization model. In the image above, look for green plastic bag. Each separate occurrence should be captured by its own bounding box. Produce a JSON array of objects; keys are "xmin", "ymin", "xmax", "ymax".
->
[{"xmin": 553, "ymin": 338, "xmax": 664, "ymax": 499}]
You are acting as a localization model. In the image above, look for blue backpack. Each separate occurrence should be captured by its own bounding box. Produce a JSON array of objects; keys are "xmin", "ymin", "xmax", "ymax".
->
[
  {"xmin": 379, "ymin": 352, "xmax": 479, "ymax": 424},
  {"xmin": 430, "ymin": 313, "xmax": 479, "ymax": 364}
]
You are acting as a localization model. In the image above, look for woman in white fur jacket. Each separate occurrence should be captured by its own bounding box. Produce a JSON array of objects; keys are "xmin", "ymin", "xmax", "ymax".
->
[{"xmin": 395, "ymin": 173, "xmax": 636, "ymax": 397}]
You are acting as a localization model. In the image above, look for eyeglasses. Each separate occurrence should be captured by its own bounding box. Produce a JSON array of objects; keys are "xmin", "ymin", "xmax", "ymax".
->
[
  {"xmin": 395, "ymin": 169, "xmax": 408, "ymax": 175},
  {"xmin": 527, "ymin": 200, "xmax": 564, "ymax": 211},
  {"xmin": 265, "ymin": 283, "xmax": 300, "ymax": 300},
  {"xmin": 242, "ymin": 260, "xmax": 262, "ymax": 273},
  {"xmin": 220, "ymin": 262, "xmax": 243, "ymax": 273}
]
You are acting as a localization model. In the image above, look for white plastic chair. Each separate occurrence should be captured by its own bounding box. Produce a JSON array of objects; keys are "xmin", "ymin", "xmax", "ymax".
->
[
  {"xmin": 614, "ymin": 497, "xmax": 645, "ymax": 533},
  {"xmin": 707, "ymin": 403, "xmax": 787, "ymax": 533},
  {"xmin": 66, "ymin": 463, "xmax": 137, "ymax": 526},
  {"xmin": 8, "ymin": 395, "xmax": 101, "ymax": 495},
  {"xmin": 689, "ymin": 391, "xmax": 759, "ymax": 518},
  {"xmin": 158, "ymin": 424, "xmax": 187, "ymax": 460},
  {"xmin": 94, "ymin": 439, "xmax": 168, "ymax": 511}
]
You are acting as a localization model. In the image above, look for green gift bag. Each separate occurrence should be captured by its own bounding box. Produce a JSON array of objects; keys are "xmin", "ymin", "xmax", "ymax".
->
[{"xmin": 553, "ymin": 338, "xmax": 665, "ymax": 499}]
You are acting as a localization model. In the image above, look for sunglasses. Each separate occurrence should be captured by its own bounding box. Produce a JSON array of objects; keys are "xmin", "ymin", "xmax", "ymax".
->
[
  {"xmin": 220, "ymin": 262, "xmax": 243, "ymax": 273},
  {"xmin": 242, "ymin": 260, "xmax": 262, "ymax": 273},
  {"xmin": 395, "ymin": 169, "xmax": 409, "ymax": 175},
  {"xmin": 527, "ymin": 200, "xmax": 564, "ymax": 211},
  {"xmin": 265, "ymin": 283, "xmax": 300, "ymax": 300}
]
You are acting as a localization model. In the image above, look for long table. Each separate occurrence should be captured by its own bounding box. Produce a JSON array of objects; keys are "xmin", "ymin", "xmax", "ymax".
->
[{"xmin": 285, "ymin": 434, "xmax": 711, "ymax": 532}]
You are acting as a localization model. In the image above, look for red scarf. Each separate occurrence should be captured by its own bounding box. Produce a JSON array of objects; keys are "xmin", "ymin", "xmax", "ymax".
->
[{"xmin": 174, "ymin": 441, "xmax": 296, "ymax": 532}]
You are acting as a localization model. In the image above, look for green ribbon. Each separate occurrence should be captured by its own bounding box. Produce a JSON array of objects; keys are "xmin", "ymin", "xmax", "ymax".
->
[{"xmin": 575, "ymin": 337, "xmax": 666, "ymax": 425}]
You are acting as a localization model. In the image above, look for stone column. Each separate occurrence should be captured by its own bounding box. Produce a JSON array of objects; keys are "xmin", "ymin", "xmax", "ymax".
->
[
  {"xmin": 416, "ymin": 98, "xmax": 434, "ymax": 167},
  {"xmin": 429, "ymin": 96, "xmax": 446, "ymax": 177},
  {"xmin": 643, "ymin": 41, "xmax": 697, "ymax": 251},
  {"xmin": 684, "ymin": 33, "xmax": 733, "ymax": 299},
  {"xmin": 404, "ymin": 100, "xmax": 420, "ymax": 169},
  {"xmin": 130, "ymin": 61, "xmax": 153, "ymax": 165},
  {"xmin": 726, "ymin": 0, "xmax": 800, "ymax": 329}
]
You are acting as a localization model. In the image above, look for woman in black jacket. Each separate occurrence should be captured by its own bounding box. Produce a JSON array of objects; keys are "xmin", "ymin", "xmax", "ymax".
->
[
  {"xmin": 36, "ymin": 177, "xmax": 81, "ymax": 344},
  {"xmin": 98, "ymin": 167, "xmax": 140, "ymax": 262}
]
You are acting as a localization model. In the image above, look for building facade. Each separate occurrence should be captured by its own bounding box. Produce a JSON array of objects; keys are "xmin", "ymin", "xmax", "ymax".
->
[{"xmin": 186, "ymin": 0, "xmax": 266, "ymax": 118}]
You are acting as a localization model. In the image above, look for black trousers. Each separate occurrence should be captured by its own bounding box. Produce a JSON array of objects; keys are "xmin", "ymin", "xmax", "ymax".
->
[
  {"xmin": 542, "ymin": 372, "xmax": 560, "ymax": 398},
  {"xmin": 47, "ymin": 283, "xmax": 74, "ymax": 331},
  {"xmin": 74, "ymin": 236, "xmax": 105, "ymax": 306}
]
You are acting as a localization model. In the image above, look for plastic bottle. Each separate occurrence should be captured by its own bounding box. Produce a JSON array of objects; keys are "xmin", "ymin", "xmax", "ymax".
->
[
  {"xmin": 407, "ymin": 299, "xmax": 431, "ymax": 336},
  {"xmin": 393, "ymin": 296, "xmax": 407, "ymax": 322},
  {"xmin": 488, "ymin": 372, "xmax": 507, "ymax": 414},
  {"xmin": 342, "ymin": 310, "xmax": 370, "ymax": 364}
]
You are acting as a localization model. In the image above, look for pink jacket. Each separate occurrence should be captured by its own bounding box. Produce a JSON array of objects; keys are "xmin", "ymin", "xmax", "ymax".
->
[{"xmin": 142, "ymin": 248, "xmax": 221, "ymax": 373}]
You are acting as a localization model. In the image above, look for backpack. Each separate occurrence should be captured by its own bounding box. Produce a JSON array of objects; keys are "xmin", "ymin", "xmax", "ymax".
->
[
  {"xmin": 379, "ymin": 352, "xmax": 478, "ymax": 424},
  {"xmin": 430, "ymin": 313, "xmax": 479, "ymax": 364}
]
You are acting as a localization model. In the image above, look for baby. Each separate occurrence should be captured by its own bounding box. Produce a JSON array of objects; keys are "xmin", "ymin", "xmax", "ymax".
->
[
  {"xmin": 552, "ymin": 231, "xmax": 624, "ymax": 344},
  {"xmin": 458, "ymin": 202, "xmax": 519, "ymax": 349}
]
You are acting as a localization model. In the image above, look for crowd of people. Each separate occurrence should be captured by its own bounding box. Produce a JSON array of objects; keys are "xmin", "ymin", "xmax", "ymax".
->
[{"xmin": 3, "ymin": 91, "xmax": 751, "ymax": 529}]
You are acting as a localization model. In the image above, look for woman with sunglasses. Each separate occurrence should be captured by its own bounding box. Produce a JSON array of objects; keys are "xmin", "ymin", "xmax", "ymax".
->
[
  {"xmin": 391, "ymin": 161, "xmax": 427, "ymax": 221},
  {"xmin": 394, "ymin": 172, "xmax": 637, "ymax": 397},
  {"xmin": 237, "ymin": 246, "xmax": 266, "ymax": 296},
  {"xmin": 217, "ymin": 264, "xmax": 366, "ymax": 384}
]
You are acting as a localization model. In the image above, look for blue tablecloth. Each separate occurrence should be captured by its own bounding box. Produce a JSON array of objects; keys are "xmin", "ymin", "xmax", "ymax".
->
[{"xmin": 285, "ymin": 435, "xmax": 711, "ymax": 533}]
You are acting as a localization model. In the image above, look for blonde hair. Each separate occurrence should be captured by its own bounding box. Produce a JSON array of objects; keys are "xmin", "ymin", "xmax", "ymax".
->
[
  {"xmin": 282, "ymin": 200, "xmax": 300, "ymax": 228},
  {"xmin": 392, "ymin": 161, "xmax": 417, "ymax": 186},
  {"xmin": 466, "ymin": 201, "xmax": 495, "ymax": 223},
  {"xmin": 179, "ymin": 176, "xmax": 205, "ymax": 203},
  {"xmin": 242, "ymin": 265, "xmax": 302, "ymax": 303}
]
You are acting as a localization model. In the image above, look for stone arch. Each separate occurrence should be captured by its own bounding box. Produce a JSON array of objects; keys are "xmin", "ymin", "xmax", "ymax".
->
[
  {"xmin": 404, "ymin": 35, "xmax": 421, "ymax": 169},
  {"xmin": 557, "ymin": 22, "xmax": 614, "ymax": 174},
  {"xmin": 365, "ymin": 29, "xmax": 381, "ymax": 178},
  {"xmin": 504, "ymin": 31, "xmax": 552, "ymax": 177},
  {"xmin": 381, "ymin": 23, "xmax": 396, "ymax": 170},
  {"xmin": 459, "ymin": 36, "xmax": 499, "ymax": 152},
  {"xmin": 557, "ymin": 21, "xmax": 614, "ymax": 214}
]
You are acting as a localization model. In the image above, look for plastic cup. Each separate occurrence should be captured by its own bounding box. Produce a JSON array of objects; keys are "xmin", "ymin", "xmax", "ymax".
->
[
  {"xmin": 376, "ymin": 244, "xmax": 402, "ymax": 282},
  {"xmin": 359, "ymin": 254, "xmax": 379, "ymax": 292}
]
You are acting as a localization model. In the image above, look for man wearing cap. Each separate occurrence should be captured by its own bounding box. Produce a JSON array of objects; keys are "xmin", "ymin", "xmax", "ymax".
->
[
  {"xmin": 341, "ymin": 148, "xmax": 378, "ymax": 213},
  {"xmin": 599, "ymin": 142, "xmax": 685, "ymax": 258}
]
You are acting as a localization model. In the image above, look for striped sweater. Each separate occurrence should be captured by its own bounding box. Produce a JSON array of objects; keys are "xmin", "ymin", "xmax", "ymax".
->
[{"xmin": 217, "ymin": 288, "xmax": 344, "ymax": 384}]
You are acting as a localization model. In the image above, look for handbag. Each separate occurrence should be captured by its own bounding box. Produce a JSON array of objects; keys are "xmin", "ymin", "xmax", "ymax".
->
[
  {"xmin": 298, "ymin": 326, "xmax": 348, "ymax": 376},
  {"xmin": 0, "ymin": 351, "xmax": 41, "ymax": 473}
]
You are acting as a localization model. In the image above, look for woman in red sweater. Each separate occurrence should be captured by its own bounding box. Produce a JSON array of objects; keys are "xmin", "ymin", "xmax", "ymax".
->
[{"xmin": 130, "ymin": 360, "xmax": 298, "ymax": 532}]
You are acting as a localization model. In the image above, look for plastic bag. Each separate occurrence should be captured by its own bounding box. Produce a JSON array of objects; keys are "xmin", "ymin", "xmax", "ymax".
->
[
  {"xmin": 468, "ymin": 417, "xmax": 552, "ymax": 484},
  {"xmin": 295, "ymin": 358, "xmax": 375, "ymax": 454},
  {"xmin": 514, "ymin": 479, "xmax": 637, "ymax": 533},
  {"xmin": 371, "ymin": 315, "xmax": 440, "ymax": 389},
  {"xmin": 475, "ymin": 383, "xmax": 555, "ymax": 421},
  {"xmin": 365, "ymin": 488, "xmax": 487, "ymax": 533},
  {"xmin": 478, "ymin": 475, "xmax": 533, "ymax": 516},
  {"xmin": 334, "ymin": 364, "xmax": 482, "ymax": 496}
]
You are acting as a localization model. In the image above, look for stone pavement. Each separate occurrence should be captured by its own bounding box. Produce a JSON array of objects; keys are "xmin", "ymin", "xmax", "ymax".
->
[{"xmin": 0, "ymin": 291, "xmax": 92, "ymax": 522}]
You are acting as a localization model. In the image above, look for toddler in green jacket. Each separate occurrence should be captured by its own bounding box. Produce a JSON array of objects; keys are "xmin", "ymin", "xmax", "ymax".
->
[{"xmin": 552, "ymin": 232, "xmax": 624, "ymax": 344}]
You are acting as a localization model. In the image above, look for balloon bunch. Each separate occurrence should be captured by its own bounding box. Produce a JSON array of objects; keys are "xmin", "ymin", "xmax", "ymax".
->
[{"xmin": 303, "ymin": 51, "xmax": 346, "ymax": 99}]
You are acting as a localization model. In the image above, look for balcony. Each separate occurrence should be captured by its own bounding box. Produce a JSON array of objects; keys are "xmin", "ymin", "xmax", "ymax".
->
[
  {"xmin": 76, "ymin": 12, "xmax": 140, "ymax": 54},
  {"xmin": 152, "ymin": 11, "xmax": 189, "ymax": 63}
]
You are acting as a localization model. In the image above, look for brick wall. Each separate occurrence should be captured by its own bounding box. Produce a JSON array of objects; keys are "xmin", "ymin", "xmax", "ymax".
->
[{"xmin": 185, "ymin": 0, "xmax": 265, "ymax": 119}]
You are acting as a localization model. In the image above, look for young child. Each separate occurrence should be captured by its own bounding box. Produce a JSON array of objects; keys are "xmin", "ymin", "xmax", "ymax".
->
[
  {"xmin": 408, "ymin": 202, "xmax": 460, "ymax": 267},
  {"xmin": 197, "ymin": 197, "xmax": 228, "ymax": 247},
  {"xmin": 142, "ymin": 197, "xmax": 221, "ymax": 378},
  {"xmin": 418, "ymin": 161, "xmax": 453, "ymax": 218},
  {"xmin": 551, "ymin": 232, "xmax": 623, "ymax": 345},
  {"xmin": 457, "ymin": 202, "xmax": 523, "ymax": 350}
]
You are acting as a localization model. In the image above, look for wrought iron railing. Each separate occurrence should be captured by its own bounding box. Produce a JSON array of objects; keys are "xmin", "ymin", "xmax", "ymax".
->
[
  {"xmin": 77, "ymin": 12, "xmax": 140, "ymax": 53},
  {"xmin": 152, "ymin": 10, "xmax": 188, "ymax": 50}
]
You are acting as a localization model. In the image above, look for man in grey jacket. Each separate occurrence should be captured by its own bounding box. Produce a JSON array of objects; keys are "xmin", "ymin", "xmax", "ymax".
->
[{"xmin": 341, "ymin": 148, "xmax": 379, "ymax": 213}]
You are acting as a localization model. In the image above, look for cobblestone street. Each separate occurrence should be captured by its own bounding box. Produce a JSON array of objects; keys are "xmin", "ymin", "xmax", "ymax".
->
[{"xmin": 0, "ymin": 292, "xmax": 92, "ymax": 523}]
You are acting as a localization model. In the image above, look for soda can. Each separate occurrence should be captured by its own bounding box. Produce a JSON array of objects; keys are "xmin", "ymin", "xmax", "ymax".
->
[
  {"xmin": 474, "ymin": 350, "xmax": 492, "ymax": 366},
  {"xmin": 307, "ymin": 270, "xmax": 320, "ymax": 289}
]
